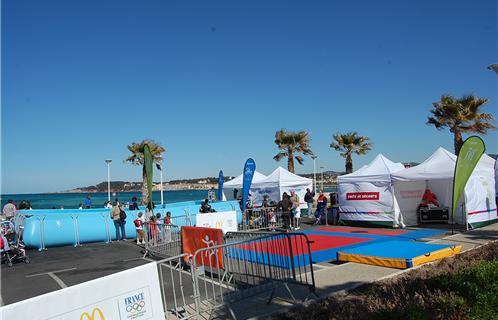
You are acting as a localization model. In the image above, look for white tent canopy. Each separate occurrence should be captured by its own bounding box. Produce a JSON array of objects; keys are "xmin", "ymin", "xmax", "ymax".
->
[
  {"xmin": 338, "ymin": 154, "xmax": 405, "ymax": 227},
  {"xmin": 391, "ymin": 147, "xmax": 497, "ymax": 228},
  {"xmin": 251, "ymin": 167, "xmax": 313, "ymax": 208},
  {"xmin": 391, "ymin": 147, "xmax": 456, "ymax": 181},
  {"xmin": 222, "ymin": 171, "xmax": 268, "ymax": 201}
]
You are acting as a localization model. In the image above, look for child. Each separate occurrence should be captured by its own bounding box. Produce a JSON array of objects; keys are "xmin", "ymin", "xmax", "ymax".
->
[
  {"xmin": 268, "ymin": 209, "xmax": 277, "ymax": 231},
  {"xmin": 149, "ymin": 216, "xmax": 159, "ymax": 245},
  {"xmin": 163, "ymin": 211, "xmax": 172, "ymax": 225},
  {"xmin": 134, "ymin": 212, "xmax": 145, "ymax": 244}
]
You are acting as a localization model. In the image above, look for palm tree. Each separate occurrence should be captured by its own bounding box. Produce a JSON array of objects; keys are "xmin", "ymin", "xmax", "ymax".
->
[
  {"xmin": 427, "ymin": 94, "xmax": 496, "ymax": 155},
  {"xmin": 124, "ymin": 139, "xmax": 165, "ymax": 204},
  {"xmin": 330, "ymin": 132, "xmax": 372, "ymax": 174},
  {"xmin": 273, "ymin": 129, "xmax": 314, "ymax": 173}
]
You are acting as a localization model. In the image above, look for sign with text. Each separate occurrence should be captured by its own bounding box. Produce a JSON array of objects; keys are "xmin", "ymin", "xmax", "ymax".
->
[
  {"xmin": 346, "ymin": 192, "xmax": 380, "ymax": 201},
  {"xmin": 0, "ymin": 262, "xmax": 163, "ymax": 320}
]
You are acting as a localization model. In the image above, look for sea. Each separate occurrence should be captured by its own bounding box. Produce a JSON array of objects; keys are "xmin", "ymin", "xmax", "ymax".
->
[
  {"xmin": 0, "ymin": 190, "xmax": 210, "ymax": 210},
  {"xmin": 1, "ymin": 187, "xmax": 337, "ymax": 210}
]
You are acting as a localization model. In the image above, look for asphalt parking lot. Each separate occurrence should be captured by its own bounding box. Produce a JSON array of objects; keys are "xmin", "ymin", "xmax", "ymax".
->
[{"xmin": 1, "ymin": 240, "xmax": 151, "ymax": 305}]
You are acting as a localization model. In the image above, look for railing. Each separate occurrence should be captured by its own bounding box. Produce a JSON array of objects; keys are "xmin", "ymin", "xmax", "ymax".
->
[
  {"xmin": 241, "ymin": 207, "xmax": 283, "ymax": 231},
  {"xmin": 143, "ymin": 222, "xmax": 182, "ymax": 258},
  {"xmin": 157, "ymin": 232, "xmax": 317, "ymax": 319}
]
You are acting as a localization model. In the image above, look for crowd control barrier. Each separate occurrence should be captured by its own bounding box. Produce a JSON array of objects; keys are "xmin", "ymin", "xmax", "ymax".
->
[
  {"xmin": 1, "ymin": 231, "xmax": 319, "ymax": 320},
  {"xmin": 143, "ymin": 222, "xmax": 182, "ymax": 258},
  {"xmin": 241, "ymin": 207, "xmax": 284, "ymax": 231},
  {"xmin": 157, "ymin": 232, "xmax": 318, "ymax": 319},
  {"xmin": 13, "ymin": 200, "xmax": 242, "ymax": 249}
]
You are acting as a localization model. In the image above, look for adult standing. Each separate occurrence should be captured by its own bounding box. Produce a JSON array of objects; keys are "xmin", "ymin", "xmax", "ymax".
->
[
  {"xmin": 277, "ymin": 192, "xmax": 292, "ymax": 231},
  {"xmin": 110, "ymin": 201, "xmax": 125, "ymax": 241},
  {"xmin": 304, "ymin": 188, "xmax": 315, "ymax": 218},
  {"xmin": 2, "ymin": 200, "xmax": 16, "ymax": 220},
  {"xmin": 314, "ymin": 192, "xmax": 328, "ymax": 225},
  {"xmin": 119, "ymin": 202, "xmax": 127, "ymax": 239},
  {"xmin": 290, "ymin": 191, "xmax": 301, "ymax": 230},
  {"xmin": 129, "ymin": 197, "xmax": 139, "ymax": 210},
  {"xmin": 83, "ymin": 194, "xmax": 92, "ymax": 209}
]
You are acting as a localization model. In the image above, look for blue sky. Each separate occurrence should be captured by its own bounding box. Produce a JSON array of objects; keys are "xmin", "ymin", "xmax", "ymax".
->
[{"xmin": 2, "ymin": 0, "xmax": 497, "ymax": 194}]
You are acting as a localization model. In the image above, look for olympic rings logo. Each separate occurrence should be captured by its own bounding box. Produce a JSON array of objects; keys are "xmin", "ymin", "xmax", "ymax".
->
[
  {"xmin": 80, "ymin": 308, "xmax": 105, "ymax": 320},
  {"xmin": 126, "ymin": 300, "xmax": 145, "ymax": 313}
]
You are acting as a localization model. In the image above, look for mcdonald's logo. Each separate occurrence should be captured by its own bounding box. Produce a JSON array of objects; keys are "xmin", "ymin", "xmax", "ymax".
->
[
  {"xmin": 214, "ymin": 221, "xmax": 223, "ymax": 228},
  {"xmin": 79, "ymin": 308, "xmax": 105, "ymax": 320}
]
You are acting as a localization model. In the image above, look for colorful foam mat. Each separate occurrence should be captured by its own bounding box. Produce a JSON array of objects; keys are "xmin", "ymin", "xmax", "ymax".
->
[{"xmin": 337, "ymin": 240, "xmax": 462, "ymax": 269}]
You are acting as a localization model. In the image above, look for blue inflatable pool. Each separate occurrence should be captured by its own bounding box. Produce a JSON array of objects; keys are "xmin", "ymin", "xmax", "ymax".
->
[{"xmin": 18, "ymin": 200, "xmax": 241, "ymax": 249}]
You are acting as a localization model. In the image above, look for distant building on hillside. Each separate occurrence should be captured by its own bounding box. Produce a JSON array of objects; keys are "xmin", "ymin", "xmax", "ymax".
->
[{"xmin": 402, "ymin": 162, "xmax": 419, "ymax": 168}]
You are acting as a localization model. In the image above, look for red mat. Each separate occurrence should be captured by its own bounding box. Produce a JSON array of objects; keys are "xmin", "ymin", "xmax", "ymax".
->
[
  {"xmin": 235, "ymin": 234, "xmax": 373, "ymax": 256},
  {"xmin": 317, "ymin": 227, "xmax": 407, "ymax": 236}
]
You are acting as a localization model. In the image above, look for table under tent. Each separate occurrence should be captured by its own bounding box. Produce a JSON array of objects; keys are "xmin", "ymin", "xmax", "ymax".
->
[
  {"xmin": 337, "ymin": 154, "xmax": 405, "ymax": 227},
  {"xmin": 391, "ymin": 147, "xmax": 497, "ymax": 229}
]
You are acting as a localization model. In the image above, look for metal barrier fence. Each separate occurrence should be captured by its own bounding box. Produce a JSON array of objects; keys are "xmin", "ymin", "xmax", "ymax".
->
[
  {"xmin": 157, "ymin": 232, "xmax": 317, "ymax": 319},
  {"xmin": 143, "ymin": 223, "xmax": 182, "ymax": 258},
  {"xmin": 241, "ymin": 207, "xmax": 284, "ymax": 231}
]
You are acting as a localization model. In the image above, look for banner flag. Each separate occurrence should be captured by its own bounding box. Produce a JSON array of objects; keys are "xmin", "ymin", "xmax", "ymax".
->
[
  {"xmin": 242, "ymin": 158, "xmax": 256, "ymax": 212},
  {"xmin": 144, "ymin": 144, "xmax": 154, "ymax": 205},
  {"xmin": 452, "ymin": 136, "xmax": 485, "ymax": 222},
  {"xmin": 218, "ymin": 170, "xmax": 224, "ymax": 201}
]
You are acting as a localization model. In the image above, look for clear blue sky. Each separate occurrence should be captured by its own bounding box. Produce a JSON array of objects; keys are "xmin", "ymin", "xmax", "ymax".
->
[{"xmin": 2, "ymin": 0, "xmax": 497, "ymax": 194}]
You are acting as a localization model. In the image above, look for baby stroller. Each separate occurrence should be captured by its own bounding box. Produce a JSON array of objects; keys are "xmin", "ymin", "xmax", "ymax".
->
[{"xmin": 1, "ymin": 220, "xmax": 29, "ymax": 267}]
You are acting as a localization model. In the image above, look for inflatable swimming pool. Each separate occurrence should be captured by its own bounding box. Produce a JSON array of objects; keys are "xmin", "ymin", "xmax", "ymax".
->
[{"xmin": 17, "ymin": 200, "xmax": 241, "ymax": 249}]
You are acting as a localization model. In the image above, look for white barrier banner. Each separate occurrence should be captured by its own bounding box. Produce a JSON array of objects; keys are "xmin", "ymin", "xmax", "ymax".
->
[
  {"xmin": 196, "ymin": 210, "xmax": 238, "ymax": 233},
  {"xmin": 0, "ymin": 262, "xmax": 163, "ymax": 320}
]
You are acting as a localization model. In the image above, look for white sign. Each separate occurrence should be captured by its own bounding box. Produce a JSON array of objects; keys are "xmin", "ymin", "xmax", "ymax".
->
[
  {"xmin": 196, "ymin": 210, "xmax": 238, "ymax": 233},
  {"xmin": 0, "ymin": 262, "xmax": 164, "ymax": 320}
]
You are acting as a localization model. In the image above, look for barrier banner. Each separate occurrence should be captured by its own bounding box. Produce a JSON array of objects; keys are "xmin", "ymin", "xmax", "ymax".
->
[
  {"xmin": 181, "ymin": 226, "xmax": 224, "ymax": 268},
  {"xmin": 242, "ymin": 158, "xmax": 256, "ymax": 212},
  {"xmin": 196, "ymin": 211, "xmax": 238, "ymax": 233},
  {"xmin": 452, "ymin": 136, "xmax": 485, "ymax": 220},
  {"xmin": 0, "ymin": 262, "xmax": 163, "ymax": 320}
]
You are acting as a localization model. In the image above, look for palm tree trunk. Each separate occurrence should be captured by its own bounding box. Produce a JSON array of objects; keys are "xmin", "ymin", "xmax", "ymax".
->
[
  {"xmin": 454, "ymin": 129, "xmax": 463, "ymax": 155},
  {"xmin": 345, "ymin": 154, "xmax": 353, "ymax": 174},
  {"xmin": 142, "ymin": 166, "xmax": 149, "ymax": 205},
  {"xmin": 288, "ymin": 151, "xmax": 295, "ymax": 173}
]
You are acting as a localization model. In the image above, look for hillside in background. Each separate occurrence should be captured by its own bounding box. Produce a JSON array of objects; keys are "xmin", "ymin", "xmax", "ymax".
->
[{"xmin": 64, "ymin": 171, "xmax": 343, "ymax": 193}]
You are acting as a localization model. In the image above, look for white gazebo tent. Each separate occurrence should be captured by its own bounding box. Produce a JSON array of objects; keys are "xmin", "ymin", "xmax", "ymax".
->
[
  {"xmin": 391, "ymin": 147, "xmax": 497, "ymax": 228},
  {"xmin": 251, "ymin": 167, "xmax": 313, "ymax": 208},
  {"xmin": 222, "ymin": 171, "xmax": 268, "ymax": 201},
  {"xmin": 337, "ymin": 154, "xmax": 405, "ymax": 227}
]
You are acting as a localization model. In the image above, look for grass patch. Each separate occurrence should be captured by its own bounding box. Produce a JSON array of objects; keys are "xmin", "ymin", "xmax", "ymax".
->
[{"xmin": 275, "ymin": 241, "xmax": 498, "ymax": 320}]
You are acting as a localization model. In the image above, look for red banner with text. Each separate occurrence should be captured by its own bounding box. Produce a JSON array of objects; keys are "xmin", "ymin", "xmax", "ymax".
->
[{"xmin": 346, "ymin": 192, "xmax": 380, "ymax": 201}]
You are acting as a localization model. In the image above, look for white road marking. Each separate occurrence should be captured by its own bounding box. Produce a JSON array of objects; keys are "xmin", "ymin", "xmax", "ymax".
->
[
  {"xmin": 48, "ymin": 272, "xmax": 68, "ymax": 288},
  {"xmin": 26, "ymin": 268, "xmax": 76, "ymax": 278},
  {"xmin": 25, "ymin": 268, "xmax": 76, "ymax": 289}
]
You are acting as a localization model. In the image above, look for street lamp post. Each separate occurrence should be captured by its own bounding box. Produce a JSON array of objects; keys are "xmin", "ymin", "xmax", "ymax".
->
[
  {"xmin": 311, "ymin": 155, "xmax": 317, "ymax": 193},
  {"xmin": 105, "ymin": 159, "xmax": 112, "ymax": 202},
  {"xmin": 320, "ymin": 166, "xmax": 325, "ymax": 192}
]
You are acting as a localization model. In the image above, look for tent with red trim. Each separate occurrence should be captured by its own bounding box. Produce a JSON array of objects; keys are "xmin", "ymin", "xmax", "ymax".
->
[
  {"xmin": 337, "ymin": 154, "xmax": 405, "ymax": 227},
  {"xmin": 391, "ymin": 147, "xmax": 497, "ymax": 229}
]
